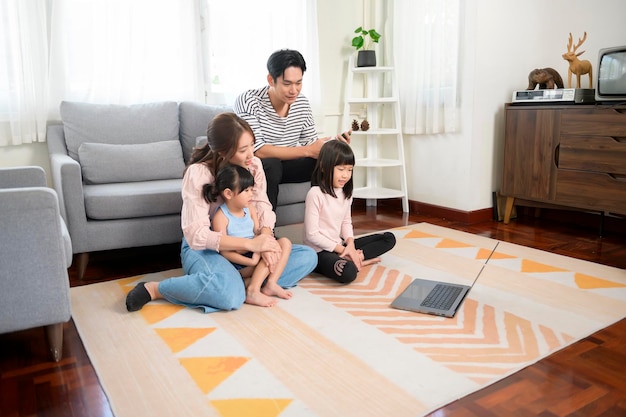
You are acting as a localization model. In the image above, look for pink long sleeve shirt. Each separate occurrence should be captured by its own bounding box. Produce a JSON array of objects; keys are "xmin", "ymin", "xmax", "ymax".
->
[
  {"xmin": 303, "ymin": 186, "xmax": 354, "ymax": 253},
  {"xmin": 181, "ymin": 157, "xmax": 275, "ymax": 251}
]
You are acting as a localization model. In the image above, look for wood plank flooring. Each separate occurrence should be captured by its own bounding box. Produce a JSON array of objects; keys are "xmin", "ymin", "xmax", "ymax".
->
[{"xmin": 1, "ymin": 203, "xmax": 625, "ymax": 417}]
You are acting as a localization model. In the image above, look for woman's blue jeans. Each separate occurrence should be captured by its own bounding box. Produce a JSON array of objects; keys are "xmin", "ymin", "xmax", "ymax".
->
[{"xmin": 158, "ymin": 238, "xmax": 317, "ymax": 313}]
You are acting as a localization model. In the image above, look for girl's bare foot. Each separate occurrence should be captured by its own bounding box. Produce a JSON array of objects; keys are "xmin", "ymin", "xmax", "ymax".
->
[
  {"xmin": 362, "ymin": 257, "xmax": 382, "ymax": 266},
  {"xmin": 262, "ymin": 282, "xmax": 293, "ymax": 300},
  {"xmin": 245, "ymin": 290, "xmax": 278, "ymax": 307}
]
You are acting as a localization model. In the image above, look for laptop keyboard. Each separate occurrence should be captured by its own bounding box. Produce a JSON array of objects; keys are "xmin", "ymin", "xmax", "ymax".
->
[{"xmin": 420, "ymin": 284, "xmax": 462, "ymax": 310}]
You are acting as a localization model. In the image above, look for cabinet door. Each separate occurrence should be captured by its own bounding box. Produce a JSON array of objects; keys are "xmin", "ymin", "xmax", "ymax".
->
[{"xmin": 502, "ymin": 107, "xmax": 559, "ymax": 201}]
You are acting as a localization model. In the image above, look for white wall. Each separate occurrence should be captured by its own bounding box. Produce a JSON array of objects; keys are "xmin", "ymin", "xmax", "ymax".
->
[
  {"xmin": 3, "ymin": 0, "xmax": 626, "ymax": 211},
  {"xmin": 404, "ymin": 0, "xmax": 626, "ymax": 212}
]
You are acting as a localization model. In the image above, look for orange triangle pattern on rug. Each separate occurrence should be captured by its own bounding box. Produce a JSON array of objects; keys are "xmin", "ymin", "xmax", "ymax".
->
[
  {"xmin": 155, "ymin": 327, "xmax": 216, "ymax": 353},
  {"xmin": 180, "ymin": 356, "xmax": 250, "ymax": 394},
  {"xmin": 210, "ymin": 398, "xmax": 292, "ymax": 417},
  {"xmin": 396, "ymin": 226, "xmax": 624, "ymax": 290},
  {"xmin": 130, "ymin": 299, "xmax": 299, "ymax": 414}
]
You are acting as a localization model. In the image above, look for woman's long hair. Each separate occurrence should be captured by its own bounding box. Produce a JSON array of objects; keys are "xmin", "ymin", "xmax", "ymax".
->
[
  {"xmin": 311, "ymin": 140, "xmax": 355, "ymax": 198},
  {"xmin": 186, "ymin": 112, "xmax": 255, "ymax": 178}
]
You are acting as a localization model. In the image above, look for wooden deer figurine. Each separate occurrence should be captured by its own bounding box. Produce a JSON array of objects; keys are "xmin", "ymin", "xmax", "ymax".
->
[{"xmin": 562, "ymin": 32, "xmax": 593, "ymax": 88}]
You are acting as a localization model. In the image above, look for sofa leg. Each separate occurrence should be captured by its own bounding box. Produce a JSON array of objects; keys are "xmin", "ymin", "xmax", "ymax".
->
[
  {"xmin": 45, "ymin": 323, "xmax": 64, "ymax": 362},
  {"xmin": 76, "ymin": 252, "xmax": 89, "ymax": 280}
]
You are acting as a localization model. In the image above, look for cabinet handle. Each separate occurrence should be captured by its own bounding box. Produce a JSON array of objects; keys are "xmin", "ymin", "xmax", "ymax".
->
[
  {"xmin": 554, "ymin": 144, "xmax": 560, "ymax": 168},
  {"xmin": 609, "ymin": 173, "xmax": 626, "ymax": 182}
]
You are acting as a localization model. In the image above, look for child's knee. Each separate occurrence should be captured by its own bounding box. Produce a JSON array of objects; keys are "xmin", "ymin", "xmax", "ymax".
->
[
  {"xmin": 334, "ymin": 259, "xmax": 358, "ymax": 284},
  {"xmin": 278, "ymin": 237, "xmax": 292, "ymax": 250},
  {"xmin": 384, "ymin": 232, "xmax": 397, "ymax": 245}
]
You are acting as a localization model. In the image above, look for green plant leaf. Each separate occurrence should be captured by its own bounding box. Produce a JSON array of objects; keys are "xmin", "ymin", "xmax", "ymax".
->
[
  {"xmin": 352, "ymin": 36, "xmax": 364, "ymax": 50},
  {"xmin": 350, "ymin": 27, "xmax": 381, "ymax": 50},
  {"xmin": 368, "ymin": 30, "xmax": 381, "ymax": 43}
]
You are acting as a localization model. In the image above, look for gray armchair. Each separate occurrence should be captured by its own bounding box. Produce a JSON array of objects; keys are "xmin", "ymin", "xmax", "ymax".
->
[{"xmin": 0, "ymin": 166, "xmax": 72, "ymax": 362}]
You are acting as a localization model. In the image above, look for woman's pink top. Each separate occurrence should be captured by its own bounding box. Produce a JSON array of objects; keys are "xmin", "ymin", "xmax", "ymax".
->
[
  {"xmin": 181, "ymin": 157, "xmax": 275, "ymax": 251},
  {"xmin": 303, "ymin": 186, "xmax": 354, "ymax": 253}
]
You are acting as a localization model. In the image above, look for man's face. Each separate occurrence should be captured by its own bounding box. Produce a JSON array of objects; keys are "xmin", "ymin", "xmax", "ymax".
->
[{"xmin": 269, "ymin": 66, "xmax": 303, "ymax": 105}]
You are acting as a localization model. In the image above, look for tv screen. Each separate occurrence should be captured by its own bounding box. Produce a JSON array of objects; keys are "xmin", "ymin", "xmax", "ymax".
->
[{"xmin": 596, "ymin": 45, "xmax": 626, "ymax": 102}]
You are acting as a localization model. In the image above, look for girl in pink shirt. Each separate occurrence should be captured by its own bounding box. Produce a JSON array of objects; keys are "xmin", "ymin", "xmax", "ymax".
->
[{"xmin": 303, "ymin": 140, "xmax": 396, "ymax": 283}]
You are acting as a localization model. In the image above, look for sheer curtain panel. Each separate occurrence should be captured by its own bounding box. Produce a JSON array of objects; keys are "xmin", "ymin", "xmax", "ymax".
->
[
  {"xmin": 0, "ymin": 0, "xmax": 319, "ymax": 146},
  {"xmin": 0, "ymin": 1, "xmax": 49, "ymax": 146},
  {"xmin": 390, "ymin": 0, "xmax": 461, "ymax": 135},
  {"xmin": 202, "ymin": 0, "xmax": 321, "ymax": 115},
  {"xmin": 47, "ymin": 0, "xmax": 205, "ymax": 118}
]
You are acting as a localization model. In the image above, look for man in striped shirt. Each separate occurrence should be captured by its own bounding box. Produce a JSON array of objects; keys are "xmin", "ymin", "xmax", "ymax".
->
[{"xmin": 234, "ymin": 49, "xmax": 350, "ymax": 210}]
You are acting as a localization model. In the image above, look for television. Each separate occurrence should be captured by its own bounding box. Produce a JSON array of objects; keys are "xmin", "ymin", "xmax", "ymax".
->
[{"xmin": 595, "ymin": 45, "xmax": 626, "ymax": 103}]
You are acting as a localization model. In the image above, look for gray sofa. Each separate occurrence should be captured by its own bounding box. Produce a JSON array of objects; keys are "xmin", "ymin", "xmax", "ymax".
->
[
  {"xmin": 0, "ymin": 166, "xmax": 72, "ymax": 362},
  {"xmin": 47, "ymin": 100, "xmax": 309, "ymax": 279}
]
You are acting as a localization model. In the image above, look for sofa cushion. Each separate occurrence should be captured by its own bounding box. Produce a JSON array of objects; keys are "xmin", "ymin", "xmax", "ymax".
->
[
  {"xmin": 179, "ymin": 101, "xmax": 232, "ymax": 163},
  {"xmin": 277, "ymin": 182, "xmax": 311, "ymax": 206},
  {"xmin": 83, "ymin": 179, "xmax": 182, "ymax": 220},
  {"xmin": 60, "ymin": 101, "xmax": 180, "ymax": 161},
  {"xmin": 78, "ymin": 141, "xmax": 185, "ymax": 184}
]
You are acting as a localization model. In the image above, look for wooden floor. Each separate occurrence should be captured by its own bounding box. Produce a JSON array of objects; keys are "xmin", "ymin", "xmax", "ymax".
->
[{"xmin": 2, "ymin": 203, "xmax": 626, "ymax": 417}]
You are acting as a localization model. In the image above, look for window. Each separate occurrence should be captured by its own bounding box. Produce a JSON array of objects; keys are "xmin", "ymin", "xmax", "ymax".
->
[
  {"xmin": 390, "ymin": 0, "xmax": 461, "ymax": 134},
  {"xmin": 0, "ymin": 0, "xmax": 319, "ymax": 145}
]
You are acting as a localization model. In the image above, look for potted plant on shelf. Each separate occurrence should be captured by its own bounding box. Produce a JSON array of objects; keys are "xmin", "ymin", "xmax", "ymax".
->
[{"xmin": 352, "ymin": 26, "xmax": 381, "ymax": 67}]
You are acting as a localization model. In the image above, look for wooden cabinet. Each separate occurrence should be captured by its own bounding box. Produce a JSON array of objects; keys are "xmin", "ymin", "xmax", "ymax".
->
[{"xmin": 501, "ymin": 103, "xmax": 626, "ymax": 223}]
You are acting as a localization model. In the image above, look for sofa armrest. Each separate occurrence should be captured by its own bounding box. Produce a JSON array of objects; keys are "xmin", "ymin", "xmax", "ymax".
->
[
  {"xmin": 0, "ymin": 166, "xmax": 47, "ymax": 189},
  {"xmin": 47, "ymin": 123, "xmax": 87, "ymax": 251}
]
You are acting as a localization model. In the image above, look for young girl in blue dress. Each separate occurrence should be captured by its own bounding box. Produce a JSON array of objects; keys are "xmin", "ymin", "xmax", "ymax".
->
[{"xmin": 207, "ymin": 164, "xmax": 292, "ymax": 307}]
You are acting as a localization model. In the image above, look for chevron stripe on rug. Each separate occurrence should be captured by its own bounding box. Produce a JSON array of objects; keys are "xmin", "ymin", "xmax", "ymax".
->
[{"xmin": 70, "ymin": 223, "xmax": 626, "ymax": 417}]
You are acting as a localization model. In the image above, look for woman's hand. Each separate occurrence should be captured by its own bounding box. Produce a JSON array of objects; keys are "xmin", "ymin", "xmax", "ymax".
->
[
  {"xmin": 250, "ymin": 233, "xmax": 281, "ymax": 273},
  {"xmin": 261, "ymin": 249, "xmax": 281, "ymax": 274},
  {"xmin": 250, "ymin": 251, "xmax": 261, "ymax": 265},
  {"xmin": 250, "ymin": 234, "xmax": 280, "ymax": 253}
]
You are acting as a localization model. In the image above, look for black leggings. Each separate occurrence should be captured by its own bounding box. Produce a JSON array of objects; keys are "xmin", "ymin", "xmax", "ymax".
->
[
  {"xmin": 315, "ymin": 232, "xmax": 396, "ymax": 284},
  {"xmin": 261, "ymin": 157, "xmax": 316, "ymax": 210}
]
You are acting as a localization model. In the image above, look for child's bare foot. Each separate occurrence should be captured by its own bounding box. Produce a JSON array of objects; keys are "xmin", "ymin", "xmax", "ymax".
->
[
  {"xmin": 245, "ymin": 290, "xmax": 278, "ymax": 307},
  {"xmin": 362, "ymin": 257, "xmax": 382, "ymax": 266},
  {"xmin": 262, "ymin": 282, "xmax": 293, "ymax": 300}
]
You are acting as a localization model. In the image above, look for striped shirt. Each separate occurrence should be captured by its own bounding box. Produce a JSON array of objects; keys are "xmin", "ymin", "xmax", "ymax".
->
[{"xmin": 234, "ymin": 85, "xmax": 318, "ymax": 152}]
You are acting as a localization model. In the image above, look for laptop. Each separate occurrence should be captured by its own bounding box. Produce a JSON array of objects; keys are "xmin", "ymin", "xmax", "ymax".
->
[{"xmin": 390, "ymin": 242, "xmax": 499, "ymax": 317}]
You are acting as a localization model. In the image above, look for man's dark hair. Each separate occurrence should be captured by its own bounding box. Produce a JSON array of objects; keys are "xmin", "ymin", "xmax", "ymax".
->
[{"xmin": 267, "ymin": 49, "xmax": 307, "ymax": 81}]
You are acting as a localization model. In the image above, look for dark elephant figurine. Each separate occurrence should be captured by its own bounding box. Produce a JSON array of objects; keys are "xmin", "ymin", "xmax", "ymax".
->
[{"xmin": 527, "ymin": 68, "xmax": 564, "ymax": 90}]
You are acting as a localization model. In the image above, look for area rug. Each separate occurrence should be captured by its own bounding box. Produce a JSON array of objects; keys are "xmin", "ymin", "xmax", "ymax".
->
[{"xmin": 70, "ymin": 223, "xmax": 626, "ymax": 417}]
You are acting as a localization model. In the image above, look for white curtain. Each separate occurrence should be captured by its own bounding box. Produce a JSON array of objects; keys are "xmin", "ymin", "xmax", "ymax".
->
[
  {"xmin": 202, "ymin": 0, "xmax": 321, "ymax": 115},
  {"xmin": 0, "ymin": 0, "xmax": 320, "ymax": 145},
  {"xmin": 0, "ymin": 0, "xmax": 49, "ymax": 146},
  {"xmin": 47, "ymin": 0, "xmax": 205, "ymax": 120},
  {"xmin": 389, "ymin": 0, "xmax": 460, "ymax": 134}
]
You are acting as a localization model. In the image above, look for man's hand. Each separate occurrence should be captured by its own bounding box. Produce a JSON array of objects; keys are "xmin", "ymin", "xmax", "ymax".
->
[
  {"xmin": 337, "ymin": 130, "xmax": 352, "ymax": 144},
  {"xmin": 306, "ymin": 130, "xmax": 352, "ymax": 158}
]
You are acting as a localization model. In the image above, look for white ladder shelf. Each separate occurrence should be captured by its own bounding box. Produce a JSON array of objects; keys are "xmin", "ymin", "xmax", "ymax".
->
[{"xmin": 342, "ymin": 55, "xmax": 409, "ymax": 212}]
